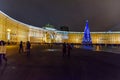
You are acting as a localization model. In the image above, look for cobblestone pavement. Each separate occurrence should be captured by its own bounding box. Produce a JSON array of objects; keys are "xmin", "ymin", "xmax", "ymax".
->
[{"xmin": 0, "ymin": 44, "xmax": 120, "ymax": 80}]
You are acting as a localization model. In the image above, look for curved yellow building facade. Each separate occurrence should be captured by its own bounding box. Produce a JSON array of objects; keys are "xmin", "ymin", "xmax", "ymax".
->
[{"xmin": 0, "ymin": 11, "xmax": 120, "ymax": 44}]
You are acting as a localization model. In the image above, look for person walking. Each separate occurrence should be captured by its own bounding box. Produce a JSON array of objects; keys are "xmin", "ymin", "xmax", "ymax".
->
[
  {"xmin": 0, "ymin": 40, "xmax": 7, "ymax": 64},
  {"xmin": 19, "ymin": 41, "xmax": 23, "ymax": 53},
  {"xmin": 26, "ymin": 41, "xmax": 31, "ymax": 56},
  {"xmin": 62, "ymin": 42, "xmax": 67, "ymax": 57},
  {"xmin": 67, "ymin": 43, "xmax": 72, "ymax": 57}
]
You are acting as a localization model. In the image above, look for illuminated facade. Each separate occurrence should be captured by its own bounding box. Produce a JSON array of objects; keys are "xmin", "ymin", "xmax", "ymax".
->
[
  {"xmin": 0, "ymin": 11, "xmax": 120, "ymax": 44},
  {"xmin": 62, "ymin": 32, "xmax": 120, "ymax": 44}
]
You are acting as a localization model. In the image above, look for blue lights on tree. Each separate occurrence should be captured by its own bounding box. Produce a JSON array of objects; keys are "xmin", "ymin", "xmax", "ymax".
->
[{"xmin": 82, "ymin": 20, "xmax": 92, "ymax": 45}]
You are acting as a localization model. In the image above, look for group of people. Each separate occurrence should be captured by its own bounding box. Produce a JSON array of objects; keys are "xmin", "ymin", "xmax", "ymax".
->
[
  {"xmin": 62, "ymin": 42, "xmax": 72, "ymax": 57},
  {"xmin": 0, "ymin": 40, "xmax": 73, "ymax": 64},
  {"xmin": 19, "ymin": 41, "xmax": 31, "ymax": 56},
  {"xmin": 0, "ymin": 40, "xmax": 31, "ymax": 64}
]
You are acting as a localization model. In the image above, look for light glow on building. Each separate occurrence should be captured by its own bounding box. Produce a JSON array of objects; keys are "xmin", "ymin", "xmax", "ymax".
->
[{"xmin": 0, "ymin": 10, "xmax": 120, "ymax": 44}]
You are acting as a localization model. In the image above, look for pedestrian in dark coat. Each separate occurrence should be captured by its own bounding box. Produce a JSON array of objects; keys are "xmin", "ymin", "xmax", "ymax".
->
[
  {"xmin": 26, "ymin": 41, "xmax": 31, "ymax": 56},
  {"xmin": 67, "ymin": 43, "xmax": 72, "ymax": 57},
  {"xmin": 19, "ymin": 41, "xmax": 23, "ymax": 53},
  {"xmin": 62, "ymin": 42, "xmax": 66, "ymax": 57}
]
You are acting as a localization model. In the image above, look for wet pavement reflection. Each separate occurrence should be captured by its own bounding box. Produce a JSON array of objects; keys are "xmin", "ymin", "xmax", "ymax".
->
[
  {"xmin": 0, "ymin": 44, "xmax": 120, "ymax": 80},
  {"xmin": 74, "ymin": 44, "xmax": 120, "ymax": 54}
]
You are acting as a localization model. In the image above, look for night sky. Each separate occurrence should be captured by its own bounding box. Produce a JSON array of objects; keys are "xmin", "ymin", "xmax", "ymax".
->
[{"xmin": 0, "ymin": 0, "xmax": 120, "ymax": 31}]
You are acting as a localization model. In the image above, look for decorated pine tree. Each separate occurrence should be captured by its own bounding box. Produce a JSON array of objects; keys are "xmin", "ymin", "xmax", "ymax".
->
[{"xmin": 82, "ymin": 20, "xmax": 92, "ymax": 45}]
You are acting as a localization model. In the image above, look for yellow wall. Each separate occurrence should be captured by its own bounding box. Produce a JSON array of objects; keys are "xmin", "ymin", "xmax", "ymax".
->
[
  {"xmin": 66, "ymin": 32, "xmax": 120, "ymax": 44},
  {"xmin": 0, "ymin": 11, "xmax": 120, "ymax": 44},
  {"xmin": 0, "ymin": 11, "xmax": 29, "ymax": 43}
]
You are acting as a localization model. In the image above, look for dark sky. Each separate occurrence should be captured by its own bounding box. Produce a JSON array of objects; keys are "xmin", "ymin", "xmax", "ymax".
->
[{"xmin": 0, "ymin": 0, "xmax": 120, "ymax": 31}]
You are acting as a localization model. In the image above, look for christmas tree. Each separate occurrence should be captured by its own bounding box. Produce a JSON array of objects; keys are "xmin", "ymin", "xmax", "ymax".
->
[{"xmin": 82, "ymin": 20, "xmax": 92, "ymax": 46}]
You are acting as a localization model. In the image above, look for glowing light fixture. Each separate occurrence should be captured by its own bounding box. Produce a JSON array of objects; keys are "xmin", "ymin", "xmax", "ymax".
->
[
  {"xmin": 7, "ymin": 29, "xmax": 11, "ymax": 32},
  {"xmin": 7, "ymin": 29, "xmax": 11, "ymax": 40},
  {"xmin": 44, "ymin": 27, "xmax": 56, "ymax": 31}
]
